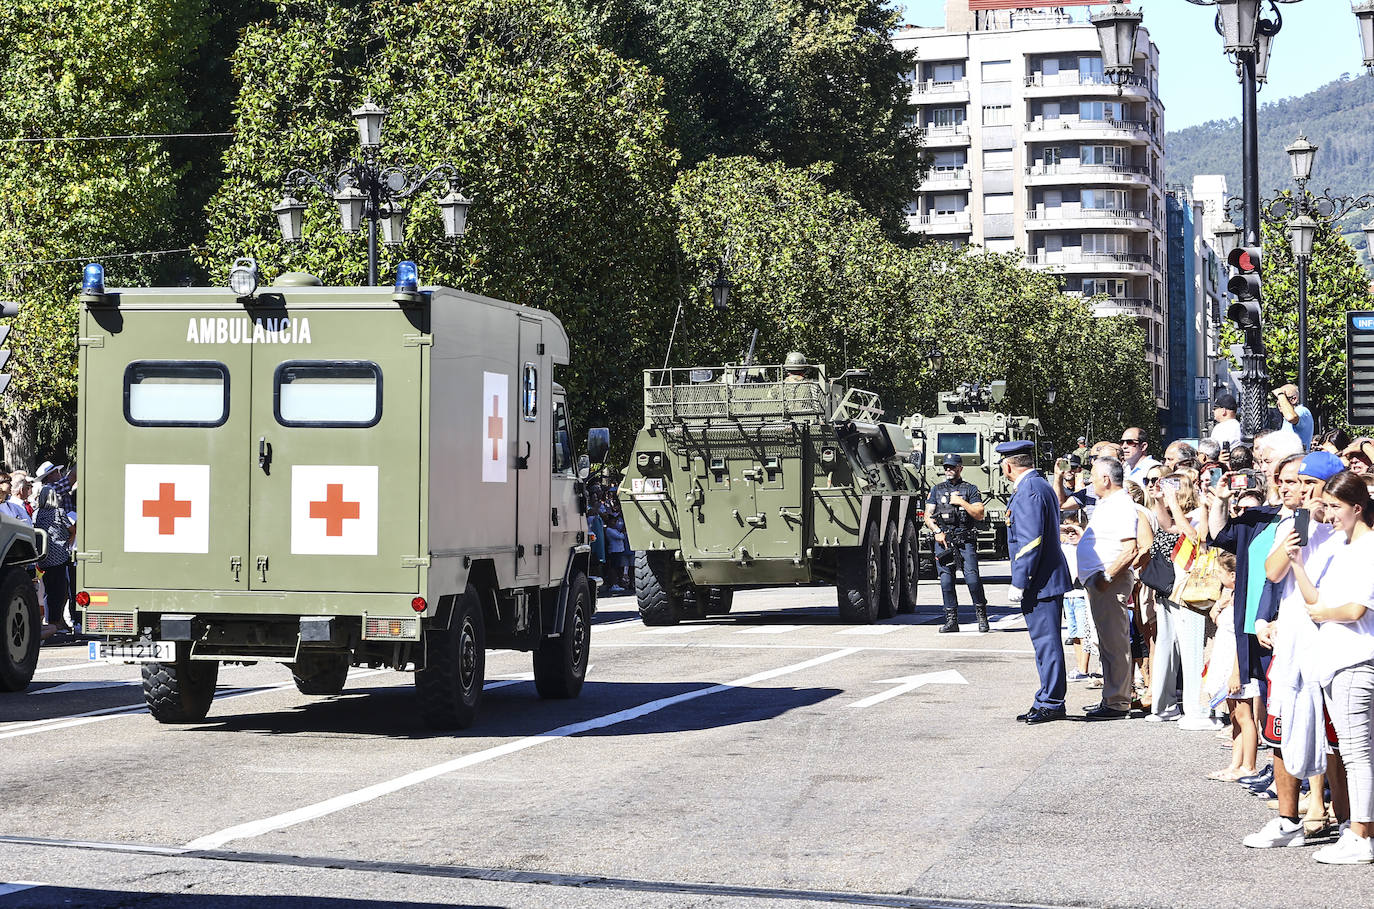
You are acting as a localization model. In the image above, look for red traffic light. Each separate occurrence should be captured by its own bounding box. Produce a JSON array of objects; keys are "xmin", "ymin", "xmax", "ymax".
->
[{"xmin": 1228, "ymin": 245, "xmax": 1262, "ymax": 273}]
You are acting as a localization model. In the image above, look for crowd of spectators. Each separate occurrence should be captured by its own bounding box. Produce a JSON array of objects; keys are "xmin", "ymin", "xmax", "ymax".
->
[
  {"xmin": 585, "ymin": 470, "xmax": 633, "ymax": 596},
  {"xmin": 1, "ymin": 459, "xmax": 79, "ymax": 644},
  {"xmin": 1049, "ymin": 392, "xmax": 1374, "ymax": 864}
]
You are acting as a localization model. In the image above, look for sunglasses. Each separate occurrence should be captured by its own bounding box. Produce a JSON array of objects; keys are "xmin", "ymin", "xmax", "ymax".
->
[{"xmin": 1120, "ymin": 438, "xmax": 1142, "ymax": 446}]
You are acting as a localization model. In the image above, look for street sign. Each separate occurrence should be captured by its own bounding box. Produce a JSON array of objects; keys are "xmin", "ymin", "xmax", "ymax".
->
[
  {"xmin": 1194, "ymin": 378, "xmax": 1209, "ymax": 403},
  {"xmin": 1347, "ymin": 312, "xmax": 1374, "ymax": 426}
]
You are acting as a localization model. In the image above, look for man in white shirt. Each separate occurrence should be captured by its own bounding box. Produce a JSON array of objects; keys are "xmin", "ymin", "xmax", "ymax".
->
[
  {"xmin": 1119, "ymin": 427, "xmax": 1160, "ymax": 486},
  {"xmin": 1077, "ymin": 457, "xmax": 1141, "ymax": 718},
  {"xmin": 1210, "ymin": 393, "xmax": 1242, "ymax": 449}
]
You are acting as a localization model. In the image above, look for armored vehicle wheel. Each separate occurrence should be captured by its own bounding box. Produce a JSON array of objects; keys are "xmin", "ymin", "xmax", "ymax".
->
[
  {"xmin": 417, "ymin": 585, "xmax": 486, "ymax": 729},
  {"xmin": 289, "ymin": 653, "xmax": 351, "ymax": 696},
  {"xmin": 898, "ymin": 518, "xmax": 920, "ymax": 614},
  {"xmin": 534, "ymin": 572, "xmax": 591, "ymax": 699},
  {"xmin": 0, "ymin": 568, "xmax": 41, "ymax": 692},
  {"xmin": 636, "ymin": 550, "xmax": 682, "ymax": 626},
  {"xmin": 142, "ymin": 644, "xmax": 218, "ymax": 724},
  {"xmin": 879, "ymin": 516, "xmax": 901, "ymax": 619},
  {"xmin": 704, "ymin": 587, "xmax": 734, "ymax": 616},
  {"xmin": 836, "ymin": 519, "xmax": 881, "ymax": 624}
]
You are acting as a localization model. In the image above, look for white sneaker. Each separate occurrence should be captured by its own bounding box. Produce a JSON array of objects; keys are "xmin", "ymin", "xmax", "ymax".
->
[
  {"xmin": 1146, "ymin": 706, "xmax": 1181, "ymax": 723},
  {"xmin": 1243, "ymin": 817, "xmax": 1306, "ymax": 849},
  {"xmin": 1314, "ymin": 829, "xmax": 1374, "ymax": 864},
  {"xmin": 1178, "ymin": 715, "xmax": 1224, "ymax": 731},
  {"xmin": 1067, "ymin": 670, "xmax": 1091, "ymax": 681}
]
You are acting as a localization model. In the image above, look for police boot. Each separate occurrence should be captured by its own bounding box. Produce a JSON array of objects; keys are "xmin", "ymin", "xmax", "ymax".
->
[
  {"xmin": 938, "ymin": 608, "xmax": 959, "ymax": 634},
  {"xmin": 975, "ymin": 603, "xmax": 990, "ymax": 634}
]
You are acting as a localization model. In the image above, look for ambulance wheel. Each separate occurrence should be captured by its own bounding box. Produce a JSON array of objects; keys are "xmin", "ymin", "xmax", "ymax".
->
[
  {"xmin": 0, "ymin": 569, "xmax": 41, "ymax": 692},
  {"xmin": 836, "ymin": 519, "xmax": 881, "ymax": 624},
  {"xmin": 416, "ymin": 585, "xmax": 485, "ymax": 729},
  {"xmin": 879, "ymin": 516, "xmax": 901, "ymax": 619},
  {"xmin": 534, "ymin": 572, "xmax": 590, "ymax": 699},
  {"xmin": 704, "ymin": 587, "xmax": 733, "ymax": 616},
  {"xmin": 636, "ymin": 551, "xmax": 682, "ymax": 626},
  {"xmin": 898, "ymin": 517, "xmax": 920, "ymax": 614},
  {"xmin": 141, "ymin": 645, "xmax": 218, "ymax": 724},
  {"xmin": 289, "ymin": 653, "xmax": 351, "ymax": 696}
]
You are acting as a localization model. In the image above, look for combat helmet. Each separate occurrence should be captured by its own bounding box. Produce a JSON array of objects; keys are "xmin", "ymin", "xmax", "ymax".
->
[{"xmin": 783, "ymin": 351, "xmax": 809, "ymax": 374}]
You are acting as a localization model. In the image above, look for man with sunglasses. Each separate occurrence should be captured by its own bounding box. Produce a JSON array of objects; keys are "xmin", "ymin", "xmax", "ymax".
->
[{"xmin": 1119, "ymin": 428, "xmax": 1160, "ymax": 486}]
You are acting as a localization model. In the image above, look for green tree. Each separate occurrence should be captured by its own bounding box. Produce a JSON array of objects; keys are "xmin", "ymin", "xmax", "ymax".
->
[
  {"xmin": 204, "ymin": 0, "xmax": 680, "ymax": 445},
  {"xmin": 1222, "ymin": 195, "xmax": 1374, "ymax": 432},
  {"xmin": 563, "ymin": 0, "xmax": 925, "ymax": 234},
  {"xmin": 0, "ymin": 0, "xmax": 209, "ymax": 466}
]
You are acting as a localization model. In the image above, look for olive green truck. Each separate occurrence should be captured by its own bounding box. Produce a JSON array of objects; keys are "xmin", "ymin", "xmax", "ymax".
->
[{"xmin": 73, "ymin": 262, "xmax": 603, "ymax": 728}]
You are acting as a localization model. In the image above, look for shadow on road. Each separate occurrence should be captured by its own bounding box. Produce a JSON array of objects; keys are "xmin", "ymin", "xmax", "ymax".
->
[
  {"xmin": 0, "ymin": 888, "xmax": 498, "ymax": 909},
  {"xmin": 178, "ymin": 680, "xmax": 842, "ymax": 741}
]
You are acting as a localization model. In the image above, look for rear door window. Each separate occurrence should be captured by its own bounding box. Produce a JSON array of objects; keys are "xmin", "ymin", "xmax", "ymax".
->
[
  {"xmin": 124, "ymin": 361, "xmax": 229, "ymax": 427},
  {"xmin": 275, "ymin": 361, "xmax": 382, "ymax": 427}
]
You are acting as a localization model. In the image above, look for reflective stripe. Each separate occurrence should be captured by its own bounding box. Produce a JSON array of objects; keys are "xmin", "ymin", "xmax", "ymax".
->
[{"xmin": 1014, "ymin": 535, "xmax": 1041, "ymax": 560}]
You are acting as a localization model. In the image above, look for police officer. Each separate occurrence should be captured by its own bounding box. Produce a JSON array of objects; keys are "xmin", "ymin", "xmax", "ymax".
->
[
  {"xmin": 923, "ymin": 453, "xmax": 989, "ymax": 633},
  {"xmin": 997, "ymin": 439, "xmax": 1071, "ymax": 725}
]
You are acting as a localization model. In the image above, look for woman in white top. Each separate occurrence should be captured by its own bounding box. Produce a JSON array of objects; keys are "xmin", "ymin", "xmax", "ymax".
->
[{"xmin": 1293, "ymin": 472, "xmax": 1374, "ymax": 864}]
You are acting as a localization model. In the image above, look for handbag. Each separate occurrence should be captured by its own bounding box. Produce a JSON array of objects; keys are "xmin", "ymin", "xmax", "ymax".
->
[
  {"xmin": 1139, "ymin": 544, "xmax": 1176, "ymax": 595},
  {"xmin": 1176, "ymin": 546, "xmax": 1223, "ymax": 609}
]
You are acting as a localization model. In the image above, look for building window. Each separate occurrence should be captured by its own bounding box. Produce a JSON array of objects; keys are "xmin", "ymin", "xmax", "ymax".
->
[
  {"xmin": 1080, "ymin": 145, "xmax": 1126, "ymax": 166},
  {"xmin": 933, "ymin": 107, "xmax": 965, "ymax": 128},
  {"xmin": 983, "ymin": 193, "xmax": 1013, "ymax": 214},
  {"xmin": 1079, "ymin": 56, "xmax": 1105, "ymax": 81},
  {"xmin": 982, "ymin": 104, "xmax": 1011, "ymax": 125},
  {"xmin": 1082, "ymin": 278, "xmax": 1128, "ymax": 296},
  {"xmin": 981, "ymin": 60, "xmax": 1011, "ymax": 82},
  {"xmin": 1078, "ymin": 101, "xmax": 1122, "ymax": 122},
  {"xmin": 933, "ymin": 193, "xmax": 966, "ymax": 215},
  {"xmin": 932, "ymin": 62, "xmax": 965, "ymax": 82},
  {"xmin": 1082, "ymin": 233, "xmax": 1126, "ymax": 254},
  {"xmin": 1042, "ymin": 147, "xmax": 1061, "ymax": 167},
  {"xmin": 982, "ymin": 149, "xmax": 1012, "ymax": 169},
  {"xmin": 1081, "ymin": 189, "xmax": 1129, "ymax": 210}
]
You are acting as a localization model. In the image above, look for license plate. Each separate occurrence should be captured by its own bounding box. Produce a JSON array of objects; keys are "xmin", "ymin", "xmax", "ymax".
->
[
  {"xmin": 644, "ymin": 477, "xmax": 665, "ymax": 493},
  {"xmin": 87, "ymin": 640, "xmax": 176, "ymax": 663}
]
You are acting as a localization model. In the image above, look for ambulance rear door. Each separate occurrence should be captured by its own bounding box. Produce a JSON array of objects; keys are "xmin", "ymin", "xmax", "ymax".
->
[
  {"xmin": 80, "ymin": 305, "xmax": 252, "ymax": 592},
  {"xmin": 246, "ymin": 306, "xmax": 422, "ymax": 593}
]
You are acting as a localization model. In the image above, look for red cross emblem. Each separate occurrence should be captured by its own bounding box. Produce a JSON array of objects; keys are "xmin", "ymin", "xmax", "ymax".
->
[
  {"xmin": 487, "ymin": 394, "xmax": 503, "ymax": 460},
  {"xmin": 309, "ymin": 483, "xmax": 360, "ymax": 537},
  {"xmin": 142, "ymin": 483, "xmax": 192, "ymax": 535}
]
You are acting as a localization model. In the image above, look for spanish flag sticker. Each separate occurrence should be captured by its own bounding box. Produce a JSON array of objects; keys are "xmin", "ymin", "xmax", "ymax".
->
[{"xmin": 88, "ymin": 592, "xmax": 109, "ymax": 605}]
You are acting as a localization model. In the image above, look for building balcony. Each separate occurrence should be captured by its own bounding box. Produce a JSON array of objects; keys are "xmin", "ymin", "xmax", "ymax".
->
[
  {"xmin": 1024, "ymin": 117, "xmax": 1155, "ymax": 145},
  {"xmin": 907, "ymin": 212, "xmax": 972, "ymax": 235},
  {"xmin": 909, "ymin": 79, "xmax": 970, "ymax": 105},
  {"xmin": 1024, "ymin": 252, "xmax": 1154, "ymax": 275},
  {"xmin": 1024, "ymin": 163, "xmax": 1156, "ymax": 187},
  {"xmin": 918, "ymin": 166, "xmax": 972, "ymax": 191},
  {"xmin": 1024, "ymin": 208, "xmax": 1155, "ymax": 232},
  {"xmin": 1023, "ymin": 73, "xmax": 1154, "ymax": 102},
  {"xmin": 1090, "ymin": 296, "xmax": 1161, "ymax": 319},
  {"xmin": 922, "ymin": 124, "xmax": 971, "ymax": 147}
]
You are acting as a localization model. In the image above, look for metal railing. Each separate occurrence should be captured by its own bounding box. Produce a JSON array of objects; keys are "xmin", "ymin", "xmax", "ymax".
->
[
  {"xmin": 643, "ymin": 365, "xmax": 834, "ymax": 424},
  {"xmin": 1024, "ymin": 163, "xmax": 1153, "ymax": 179},
  {"xmin": 910, "ymin": 78, "xmax": 969, "ymax": 95},
  {"xmin": 909, "ymin": 212, "xmax": 972, "ymax": 228},
  {"xmin": 1024, "ymin": 208, "xmax": 1153, "ymax": 225},
  {"xmin": 1025, "ymin": 118, "xmax": 1153, "ymax": 136},
  {"xmin": 1024, "ymin": 73, "xmax": 1152, "ymax": 91},
  {"xmin": 921, "ymin": 166, "xmax": 970, "ymax": 184},
  {"xmin": 923, "ymin": 124, "xmax": 970, "ymax": 138},
  {"xmin": 1025, "ymin": 251, "xmax": 1152, "ymax": 267}
]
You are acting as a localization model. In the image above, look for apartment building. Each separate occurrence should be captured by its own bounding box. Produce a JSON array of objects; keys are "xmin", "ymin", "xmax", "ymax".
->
[{"xmin": 896, "ymin": 1, "xmax": 1170, "ymax": 407}]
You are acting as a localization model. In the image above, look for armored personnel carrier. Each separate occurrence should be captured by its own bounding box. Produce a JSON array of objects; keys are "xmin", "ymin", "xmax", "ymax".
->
[
  {"xmin": 620, "ymin": 359, "xmax": 927, "ymax": 625},
  {"xmin": 902, "ymin": 381, "xmax": 1041, "ymax": 562}
]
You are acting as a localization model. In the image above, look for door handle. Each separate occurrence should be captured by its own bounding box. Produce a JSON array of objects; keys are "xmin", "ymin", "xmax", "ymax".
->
[
  {"xmin": 258, "ymin": 436, "xmax": 272, "ymax": 473},
  {"xmin": 515, "ymin": 440, "xmax": 532, "ymax": 470},
  {"xmin": 256, "ymin": 555, "xmax": 269, "ymax": 583}
]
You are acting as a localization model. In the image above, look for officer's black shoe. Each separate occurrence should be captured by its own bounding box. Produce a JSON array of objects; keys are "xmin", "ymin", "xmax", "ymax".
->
[
  {"xmin": 1024, "ymin": 706, "xmax": 1067, "ymax": 725},
  {"xmin": 975, "ymin": 604, "xmax": 990, "ymax": 633},
  {"xmin": 938, "ymin": 613, "xmax": 959, "ymax": 633}
]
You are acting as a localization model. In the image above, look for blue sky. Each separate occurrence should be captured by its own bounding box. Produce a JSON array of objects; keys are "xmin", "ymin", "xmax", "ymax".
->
[{"xmin": 901, "ymin": 1, "xmax": 1365, "ymax": 131}]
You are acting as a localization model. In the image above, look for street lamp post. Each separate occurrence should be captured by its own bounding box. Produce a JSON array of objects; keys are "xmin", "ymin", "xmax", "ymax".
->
[{"xmin": 272, "ymin": 100, "xmax": 473, "ymax": 286}]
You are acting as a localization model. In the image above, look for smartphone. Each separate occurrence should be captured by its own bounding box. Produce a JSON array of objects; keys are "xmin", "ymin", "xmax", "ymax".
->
[
  {"xmin": 1055, "ymin": 457, "xmax": 1069, "ymax": 472},
  {"xmin": 1228, "ymin": 473, "xmax": 1249, "ymax": 491},
  {"xmin": 1293, "ymin": 508, "xmax": 1310, "ymax": 547},
  {"xmin": 1162, "ymin": 477, "xmax": 1182, "ymax": 492},
  {"xmin": 1207, "ymin": 467, "xmax": 1224, "ymax": 488}
]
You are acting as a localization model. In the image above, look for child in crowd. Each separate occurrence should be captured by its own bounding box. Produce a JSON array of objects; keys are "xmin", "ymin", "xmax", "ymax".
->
[
  {"xmin": 1207, "ymin": 551, "xmax": 1260, "ymax": 781},
  {"xmin": 1060, "ymin": 522, "xmax": 1095, "ymax": 681}
]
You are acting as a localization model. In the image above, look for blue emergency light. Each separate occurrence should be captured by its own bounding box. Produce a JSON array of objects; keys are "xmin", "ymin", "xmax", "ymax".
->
[
  {"xmin": 83, "ymin": 263, "xmax": 105, "ymax": 295},
  {"xmin": 394, "ymin": 260, "xmax": 419, "ymax": 294}
]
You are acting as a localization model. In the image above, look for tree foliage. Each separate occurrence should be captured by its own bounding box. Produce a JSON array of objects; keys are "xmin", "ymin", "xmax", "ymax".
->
[
  {"xmin": 563, "ymin": 0, "xmax": 925, "ymax": 234},
  {"xmin": 671, "ymin": 156, "xmax": 1155, "ymax": 452},
  {"xmin": 204, "ymin": 0, "xmax": 681, "ymax": 441},
  {"xmin": 0, "ymin": 0, "xmax": 209, "ymax": 464}
]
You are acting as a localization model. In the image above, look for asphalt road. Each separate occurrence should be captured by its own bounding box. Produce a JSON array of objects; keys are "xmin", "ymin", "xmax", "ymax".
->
[{"xmin": 4, "ymin": 563, "xmax": 1372, "ymax": 908}]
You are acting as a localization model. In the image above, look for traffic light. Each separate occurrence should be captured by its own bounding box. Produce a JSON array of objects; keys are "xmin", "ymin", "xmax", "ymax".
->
[
  {"xmin": 1226, "ymin": 245, "xmax": 1262, "ymax": 338},
  {"xmin": 0, "ymin": 300, "xmax": 17, "ymax": 395}
]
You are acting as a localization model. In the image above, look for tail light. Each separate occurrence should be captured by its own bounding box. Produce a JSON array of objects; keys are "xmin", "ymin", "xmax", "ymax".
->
[{"xmin": 411, "ymin": 596, "xmax": 427, "ymax": 613}]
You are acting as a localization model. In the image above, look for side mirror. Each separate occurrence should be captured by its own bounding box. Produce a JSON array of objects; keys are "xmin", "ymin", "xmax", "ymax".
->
[{"xmin": 587, "ymin": 427, "xmax": 610, "ymax": 465}]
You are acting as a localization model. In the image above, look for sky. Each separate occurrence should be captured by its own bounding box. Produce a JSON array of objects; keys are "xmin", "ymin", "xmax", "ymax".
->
[{"xmin": 901, "ymin": 1, "xmax": 1366, "ymax": 131}]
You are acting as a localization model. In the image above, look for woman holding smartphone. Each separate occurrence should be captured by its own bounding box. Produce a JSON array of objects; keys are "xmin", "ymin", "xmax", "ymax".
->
[{"xmin": 1297, "ymin": 472, "xmax": 1374, "ymax": 863}]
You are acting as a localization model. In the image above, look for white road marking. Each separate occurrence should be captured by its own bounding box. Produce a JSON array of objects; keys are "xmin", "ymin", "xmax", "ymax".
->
[
  {"xmin": 849, "ymin": 669, "xmax": 969, "ymax": 710},
  {"xmin": 638, "ymin": 626, "xmax": 702, "ymax": 635},
  {"xmin": 183, "ymin": 648, "xmax": 860, "ymax": 850},
  {"xmin": 736, "ymin": 625, "xmax": 806, "ymax": 635},
  {"xmin": 483, "ymin": 672, "xmax": 535, "ymax": 690},
  {"xmin": 835, "ymin": 625, "xmax": 900, "ymax": 635},
  {"xmin": 593, "ymin": 641, "xmax": 1034, "ymax": 655},
  {"xmin": 0, "ymin": 883, "xmax": 44, "ymax": 897},
  {"xmin": 30, "ymin": 680, "xmax": 141, "ymax": 696},
  {"xmin": 33, "ymin": 661, "xmax": 122, "ymax": 676}
]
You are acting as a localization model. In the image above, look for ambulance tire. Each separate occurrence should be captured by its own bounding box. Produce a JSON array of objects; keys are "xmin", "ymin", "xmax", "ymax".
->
[
  {"xmin": 141, "ymin": 645, "xmax": 218, "ymax": 724},
  {"xmin": 289, "ymin": 653, "xmax": 351, "ymax": 696},
  {"xmin": 879, "ymin": 516, "xmax": 901, "ymax": 619},
  {"xmin": 534, "ymin": 572, "xmax": 591, "ymax": 699},
  {"xmin": 836, "ymin": 519, "xmax": 881, "ymax": 624},
  {"xmin": 898, "ymin": 517, "xmax": 920, "ymax": 614},
  {"xmin": 636, "ymin": 551, "xmax": 682, "ymax": 626},
  {"xmin": 0, "ymin": 569, "xmax": 41, "ymax": 692},
  {"xmin": 416, "ymin": 585, "xmax": 485, "ymax": 729}
]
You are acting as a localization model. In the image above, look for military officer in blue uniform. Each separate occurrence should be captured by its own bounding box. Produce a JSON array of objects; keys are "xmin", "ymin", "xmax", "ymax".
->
[{"xmin": 996, "ymin": 439, "xmax": 1072, "ymax": 724}]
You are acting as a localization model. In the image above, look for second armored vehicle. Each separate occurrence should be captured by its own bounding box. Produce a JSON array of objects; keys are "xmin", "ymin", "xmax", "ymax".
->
[{"xmin": 620, "ymin": 358, "xmax": 927, "ymax": 624}]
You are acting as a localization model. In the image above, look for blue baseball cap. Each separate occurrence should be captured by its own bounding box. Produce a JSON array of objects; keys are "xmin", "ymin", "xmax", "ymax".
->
[
  {"xmin": 994, "ymin": 440, "xmax": 1035, "ymax": 458},
  {"xmin": 1299, "ymin": 451, "xmax": 1343, "ymax": 481},
  {"xmin": 941, "ymin": 454, "xmax": 961, "ymax": 467}
]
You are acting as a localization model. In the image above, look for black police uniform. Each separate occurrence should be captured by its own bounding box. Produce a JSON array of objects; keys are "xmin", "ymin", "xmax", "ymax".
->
[{"xmin": 928, "ymin": 476, "xmax": 989, "ymax": 631}]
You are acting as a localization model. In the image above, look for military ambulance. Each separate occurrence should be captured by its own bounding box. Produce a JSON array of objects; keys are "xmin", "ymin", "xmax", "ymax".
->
[{"xmin": 74, "ymin": 260, "xmax": 604, "ymax": 728}]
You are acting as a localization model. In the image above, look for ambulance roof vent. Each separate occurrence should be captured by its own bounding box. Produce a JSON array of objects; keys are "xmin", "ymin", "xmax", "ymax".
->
[{"xmin": 272, "ymin": 272, "xmax": 324, "ymax": 287}]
